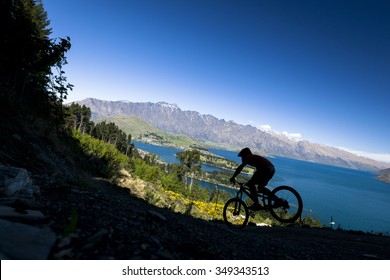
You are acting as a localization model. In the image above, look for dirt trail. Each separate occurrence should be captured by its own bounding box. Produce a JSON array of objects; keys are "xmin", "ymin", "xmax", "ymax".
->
[{"xmin": 39, "ymin": 179, "xmax": 390, "ymax": 260}]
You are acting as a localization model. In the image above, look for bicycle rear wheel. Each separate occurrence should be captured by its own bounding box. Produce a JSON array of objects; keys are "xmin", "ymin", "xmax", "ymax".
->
[
  {"xmin": 223, "ymin": 198, "xmax": 249, "ymax": 229},
  {"xmin": 269, "ymin": 186, "xmax": 303, "ymax": 223}
]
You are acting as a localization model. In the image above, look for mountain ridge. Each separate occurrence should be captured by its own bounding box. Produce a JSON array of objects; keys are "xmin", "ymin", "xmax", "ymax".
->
[{"xmin": 74, "ymin": 98, "xmax": 390, "ymax": 171}]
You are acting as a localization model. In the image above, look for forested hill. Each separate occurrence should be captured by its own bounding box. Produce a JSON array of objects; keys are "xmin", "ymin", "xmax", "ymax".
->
[{"xmin": 76, "ymin": 98, "xmax": 389, "ymax": 171}]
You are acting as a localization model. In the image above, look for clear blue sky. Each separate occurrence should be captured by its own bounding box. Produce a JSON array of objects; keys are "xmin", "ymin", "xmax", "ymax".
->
[{"xmin": 44, "ymin": 0, "xmax": 390, "ymax": 162}]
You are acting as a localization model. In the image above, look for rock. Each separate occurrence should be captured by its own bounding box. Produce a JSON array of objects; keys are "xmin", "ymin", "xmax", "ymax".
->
[
  {"xmin": 12, "ymin": 134, "xmax": 22, "ymax": 141},
  {"xmin": 0, "ymin": 205, "xmax": 47, "ymax": 223},
  {"xmin": 141, "ymin": 243, "xmax": 150, "ymax": 250},
  {"xmin": 148, "ymin": 210, "xmax": 167, "ymax": 222},
  {"xmin": 361, "ymin": 253, "xmax": 381, "ymax": 260},
  {"xmin": 81, "ymin": 229, "xmax": 109, "ymax": 251},
  {"xmin": 0, "ymin": 219, "xmax": 56, "ymax": 259},
  {"xmin": 0, "ymin": 165, "xmax": 52, "ymax": 259},
  {"xmin": 53, "ymin": 248, "xmax": 74, "ymax": 259},
  {"xmin": 0, "ymin": 165, "xmax": 32, "ymax": 196},
  {"xmin": 256, "ymin": 222, "xmax": 272, "ymax": 227},
  {"xmin": 154, "ymin": 249, "xmax": 175, "ymax": 259}
]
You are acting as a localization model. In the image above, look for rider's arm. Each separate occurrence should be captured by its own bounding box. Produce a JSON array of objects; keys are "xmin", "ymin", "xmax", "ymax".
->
[{"xmin": 230, "ymin": 163, "xmax": 245, "ymax": 182}]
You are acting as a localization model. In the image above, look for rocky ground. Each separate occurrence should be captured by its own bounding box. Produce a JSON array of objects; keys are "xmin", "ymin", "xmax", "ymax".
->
[
  {"xmin": 2, "ymin": 167, "xmax": 390, "ymax": 260},
  {"xmin": 39, "ymin": 178, "xmax": 390, "ymax": 260}
]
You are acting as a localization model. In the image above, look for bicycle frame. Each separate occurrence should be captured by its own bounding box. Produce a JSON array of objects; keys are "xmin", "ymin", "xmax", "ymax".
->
[
  {"xmin": 232, "ymin": 183, "xmax": 249, "ymax": 199},
  {"xmin": 233, "ymin": 182, "xmax": 271, "ymax": 210}
]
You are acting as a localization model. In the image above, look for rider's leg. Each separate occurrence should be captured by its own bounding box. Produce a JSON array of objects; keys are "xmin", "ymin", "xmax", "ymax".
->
[
  {"xmin": 257, "ymin": 169, "xmax": 287, "ymax": 207},
  {"xmin": 247, "ymin": 173, "xmax": 260, "ymax": 205},
  {"xmin": 247, "ymin": 182, "xmax": 262, "ymax": 211},
  {"xmin": 258, "ymin": 186, "xmax": 272, "ymax": 196},
  {"xmin": 258, "ymin": 184, "xmax": 284, "ymax": 207},
  {"xmin": 256, "ymin": 166, "xmax": 278, "ymax": 200},
  {"xmin": 248, "ymin": 183, "xmax": 260, "ymax": 204}
]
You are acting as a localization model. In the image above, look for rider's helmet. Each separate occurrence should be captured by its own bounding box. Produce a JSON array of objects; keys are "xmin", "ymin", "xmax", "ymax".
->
[{"xmin": 238, "ymin": 147, "xmax": 252, "ymax": 158}]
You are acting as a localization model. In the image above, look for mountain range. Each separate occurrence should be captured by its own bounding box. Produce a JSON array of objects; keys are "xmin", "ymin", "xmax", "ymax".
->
[{"xmin": 75, "ymin": 98, "xmax": 390, "ymax": 171}]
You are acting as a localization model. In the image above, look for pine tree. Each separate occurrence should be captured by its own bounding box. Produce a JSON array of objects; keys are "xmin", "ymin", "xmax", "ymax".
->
[{"xmin": 0, "ymin": 0, "xmax": 72, "ymax": 118}]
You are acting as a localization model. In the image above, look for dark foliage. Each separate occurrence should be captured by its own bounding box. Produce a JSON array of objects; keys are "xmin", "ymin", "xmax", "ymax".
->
[{"xmin": 0, "ymin": 0, "xmax": 72, "ymax": 119}]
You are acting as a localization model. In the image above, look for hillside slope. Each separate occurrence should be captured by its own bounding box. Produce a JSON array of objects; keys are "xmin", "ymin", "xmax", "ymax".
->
[
  {"xmin": 1, "ymin": 114, "xmax": 389, "ymax": 260},
  {"xmin": 40, "ymin": 177, "xmax": 390, "ymax": 260},
  {"xmin": 75, "ymin": 98, "xmax": 389, "ymax": 171},
  {"xmin": 97, "ymin": 115, "xmax": 212, "ymax": 148}
]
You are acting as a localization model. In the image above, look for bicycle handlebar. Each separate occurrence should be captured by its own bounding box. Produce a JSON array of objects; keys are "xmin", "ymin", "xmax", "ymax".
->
[{"xmin": 232, "ymin": 181, "xmax": 248, "ymax": 189}]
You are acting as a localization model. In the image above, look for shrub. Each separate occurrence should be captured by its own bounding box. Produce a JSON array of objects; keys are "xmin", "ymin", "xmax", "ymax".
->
[
  {"xmin": 72, "ymin": 129, "xmax": 130, "ymax": 177},
  {"xmin": 132, "ymin": 158, "xmax": 162, "ymax": 183}
]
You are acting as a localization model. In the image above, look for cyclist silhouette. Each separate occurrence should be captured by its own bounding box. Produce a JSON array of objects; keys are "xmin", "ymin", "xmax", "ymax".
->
[{"xmin": 230, "ymin": 147, "xmax": 275, "ymax": 210}]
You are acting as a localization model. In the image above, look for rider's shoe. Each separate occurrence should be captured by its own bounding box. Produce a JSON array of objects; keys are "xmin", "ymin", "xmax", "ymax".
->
[
  {"xmin": 274, "ymin": 198, "xmax": 289, "ymax": 209},
  {"xmin": 248, "ymin": 203, "xmax": 262, "ymax": 211}
]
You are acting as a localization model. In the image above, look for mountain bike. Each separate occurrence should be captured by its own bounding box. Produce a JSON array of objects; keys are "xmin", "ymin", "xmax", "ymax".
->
[{"xmin": 223, "ymin": 181, "xmax": 303, "ymax": 229}]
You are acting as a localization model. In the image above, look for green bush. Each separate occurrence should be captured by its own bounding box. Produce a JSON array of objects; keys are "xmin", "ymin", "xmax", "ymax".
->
[
  {"xmin": 72, "ymin": 129, "xmax": 130, "ymax": 177},
  {"xmin": 132, "ymin": 158, "xmax": 163, "ymax": 182},
  {"xmin": 161, "ymin": 173, "xmax": 183, "ymax": 193}
]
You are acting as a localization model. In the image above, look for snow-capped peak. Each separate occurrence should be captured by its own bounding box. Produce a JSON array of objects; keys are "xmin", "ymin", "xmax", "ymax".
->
[{"xmin": 157, "ymin": 102, "xmax": 179, "ymax": 110}]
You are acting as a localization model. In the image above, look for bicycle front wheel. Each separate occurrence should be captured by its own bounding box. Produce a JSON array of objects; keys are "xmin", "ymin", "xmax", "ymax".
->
[
  {"xmin": 270, "ymin": 186, "xmax": 303, "ymax": 223},
  {"xmin": 223, "ymin": 198, "xmax": 249, "ymax": 229}
]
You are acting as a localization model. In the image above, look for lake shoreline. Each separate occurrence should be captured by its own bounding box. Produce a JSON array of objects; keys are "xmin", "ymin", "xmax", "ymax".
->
[{"xmin": 133, "ymin": 141, "xmax": 390, "ymax": 234}]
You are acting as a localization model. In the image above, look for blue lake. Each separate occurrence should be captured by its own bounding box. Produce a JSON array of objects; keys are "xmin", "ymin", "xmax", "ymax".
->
[
  {"xmin": 134, "ymin": 142, "xmax": 390, "ymax": 234},
  {"xmin": 134, "ymin": 141, "xmax": 182, "ymax": 164}
]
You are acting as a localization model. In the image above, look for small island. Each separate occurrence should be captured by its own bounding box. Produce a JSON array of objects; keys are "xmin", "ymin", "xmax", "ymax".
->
[{"xmin": 198, "ymin": 150, "xmax": 254, "ymax": 173}]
